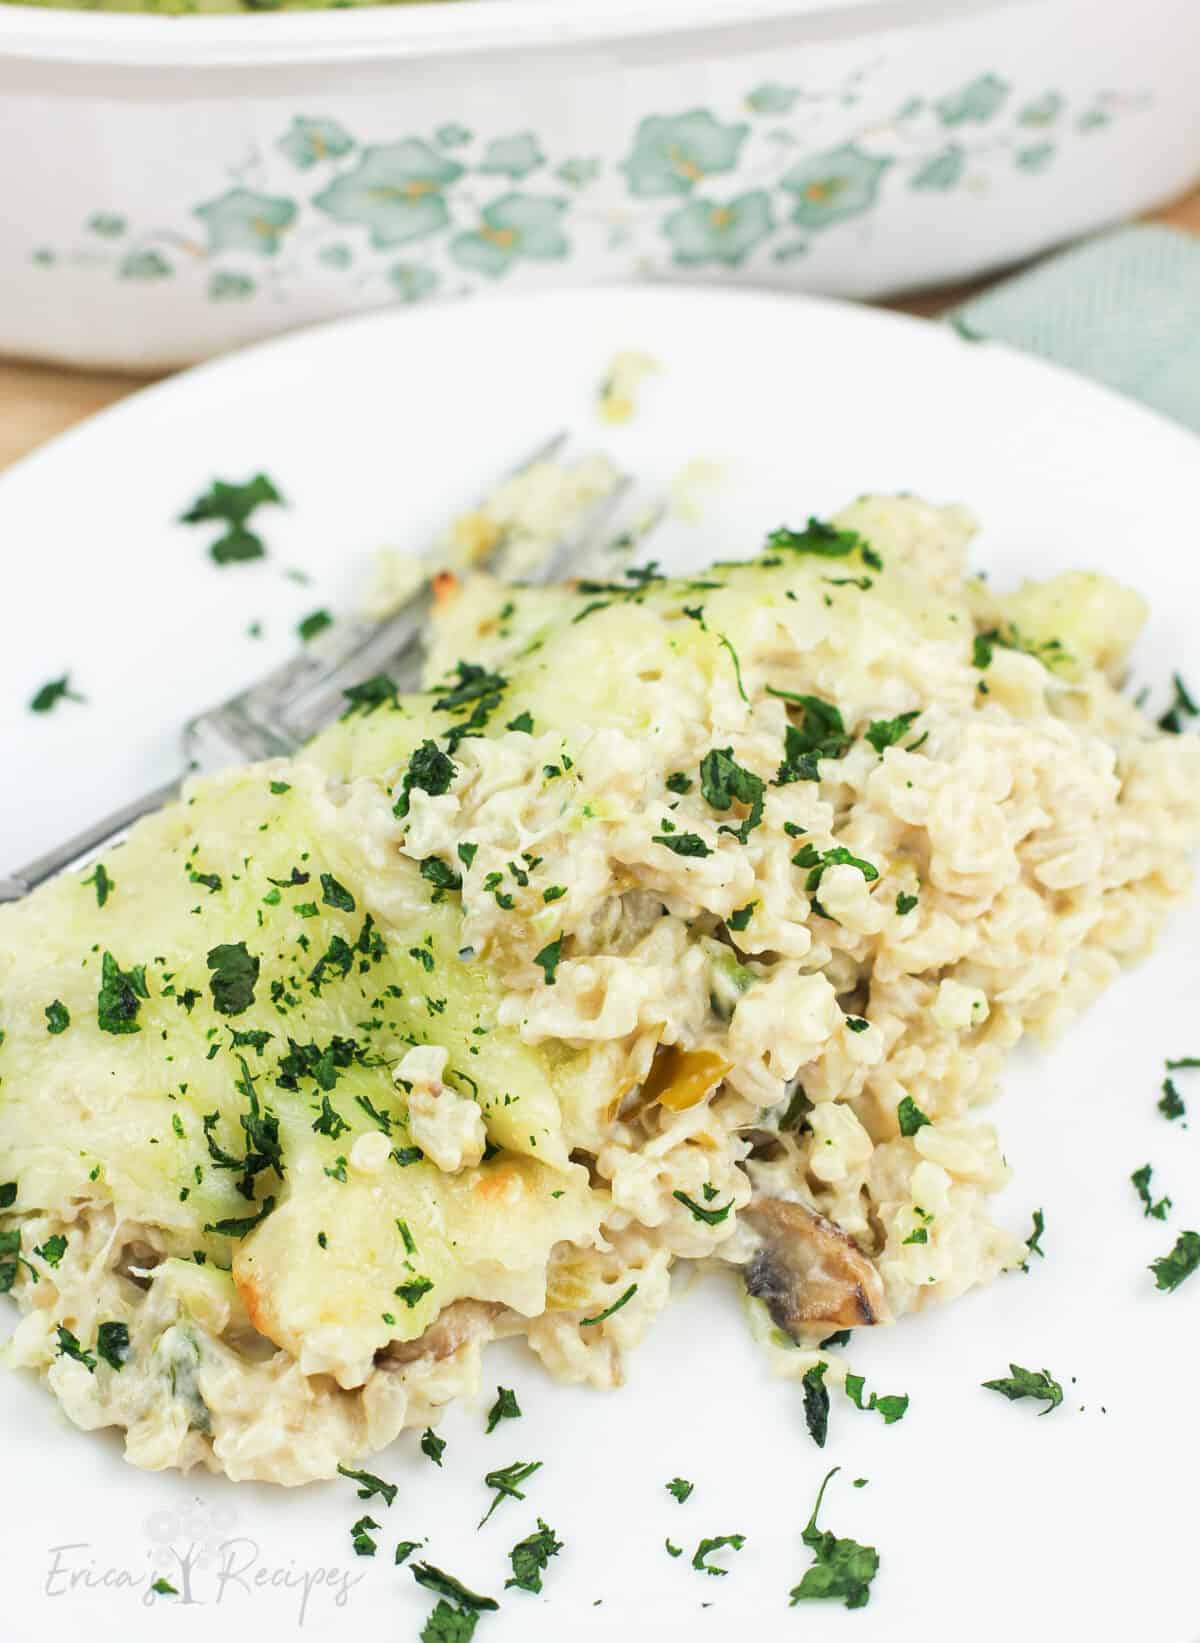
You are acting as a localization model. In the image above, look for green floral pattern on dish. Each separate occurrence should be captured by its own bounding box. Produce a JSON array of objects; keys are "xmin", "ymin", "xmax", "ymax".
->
[
  {"xmin": 277, "ymin": 117, "xmax": 355, "ymax": 170},
  {"xmin": 935, "ymin": 73, "xmax": 1010, "ymax": 126},
  {"xmin": 479, "ymin": 133, "xmax": 545, "ymax": 181},
  {"xmin": 35, "ymin": 71, "xmax": 1147, "ymax": 304},
  {"xmin": 620, "ymin": 110, "xmax": 748, "ymax": 198},
  {"xmin": 313, "ymin": 140, "xmax": 464, "ymax": 247},
  {"xmin": 780, "ymin": 144, "xmax": 890, "ymax": 230},
  {"xmin": 450, "ymin": 194, "xmax": 568, "ymax": 277},
  {"xmin": 661, "ymin": 192, "xmax": 774, "ymax": 267},
  {"xmin": 194, "ymin": 188, "xmax": 297, "ymax": 257}
]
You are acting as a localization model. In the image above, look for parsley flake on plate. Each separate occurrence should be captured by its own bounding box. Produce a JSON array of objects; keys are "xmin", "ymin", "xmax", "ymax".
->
[
  {"xmin": 844, "ymin": 1373, "xmax": 908, "ymax": 1424},
  {"xmin": 802, "ymin": 1360, "xmax": 830, "ymax": 1448},
  {"xmin": 1158, "ymin": 1077, "xmax": 1187, "ymax": 1121},
  {"xmin": 789, "ymin": 1467, "xmax": 879, "ymax": 1611},
  {"xmin": 981, "ymin": 1363, "xmax": 1063, "ymax": 1414},
  {"xmin": 479, "ymin": 1460, "xmax": 542, "ymax": 1527},
  {"xmin": 55, "ymin": 1325, "xmax": 96, "ymax": 1373},
  {"xmin": 350, "ymin": 1515, "xmax": 380, "ymax": 1557},
  {"xmin": 336, "ymin": 1463, "xmax": 397, "ymax": 1506},
  {"xmin": 1149, "ymin": 1230, "xmax": 1200, "ymax": 1292},
  {"xmin": 692, "ymin": 1534, "xmax": 746, "ymax": 1576},
  {"xmin": 412, "ymin": 1563, "xmax": 499, "ymax": 1612},
  {"xmin": 420, "ymin": 1602, "xmax": 479, "ymax": 1643},
  {"xmin": 420, "ymin": 1427, "xmax": 446, "ymax": 1466},
  {"xmin": 486, "ymin": 1386, "xmax": 522, "ymax": 1434},
  {"xmin": 180, "ymin": 472, "xmax": 283, "ymax": 565},
  {"xmin": 1131, "ymin": 1164, "xmax": 1171, "ymax": 1221},
  {"xmin": 29, "ymin": 674, "xmax": 85, "ymax": 714},
  {"xmin": 666, "ymin": 1477, "xmax": 694, "ymax": 1504},
  {"xmin": 298, "ymin": 609, "xmax": 332, "ymax": 642},
  {"xmin": 506, "ymin": 1519, "xmax": 563, "ymax": 1594}
]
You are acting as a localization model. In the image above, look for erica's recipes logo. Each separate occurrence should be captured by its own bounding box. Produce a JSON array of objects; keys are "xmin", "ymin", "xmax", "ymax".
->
[{"xmin": 42, "ymin": 1494, "xmax": 365, "ymax": 1627}]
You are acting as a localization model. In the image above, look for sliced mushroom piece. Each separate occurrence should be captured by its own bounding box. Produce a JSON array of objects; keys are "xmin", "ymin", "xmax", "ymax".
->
[
  {"xmin": 742, "ymin": 1196, "xmax": 887, "ymax": 1337},
  {"xmin": 375, "ymin": 1299, "xmax": 501, "ymax": 1368}
]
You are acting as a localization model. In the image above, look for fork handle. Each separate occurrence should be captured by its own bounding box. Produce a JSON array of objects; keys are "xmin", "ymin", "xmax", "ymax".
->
[{"xmin": 0, "ymin": 774, "xmax": 184, "ymax": 904}]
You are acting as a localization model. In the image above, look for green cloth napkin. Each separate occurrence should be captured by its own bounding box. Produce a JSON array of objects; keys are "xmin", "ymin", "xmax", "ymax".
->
[{"xmin": 947, "ymin": 224, "xmax": 1200, "ymax": 434}]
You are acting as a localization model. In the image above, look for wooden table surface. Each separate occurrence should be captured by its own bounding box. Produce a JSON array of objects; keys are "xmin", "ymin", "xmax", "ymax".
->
[{"xmin": 2, "ymin": 179, "xmax": 1197, "ymax": 475}]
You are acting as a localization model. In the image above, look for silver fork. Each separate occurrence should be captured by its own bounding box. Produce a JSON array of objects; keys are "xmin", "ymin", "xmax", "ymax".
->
[{"xmin": 1, "ymin": 434, "xmax": 635, "ymax": 903}]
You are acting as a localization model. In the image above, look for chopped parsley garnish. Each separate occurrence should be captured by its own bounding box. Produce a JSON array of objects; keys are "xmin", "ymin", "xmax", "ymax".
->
[
  {"xmin": 1025, "ymin": 1208, "xmax": 1046, "ymax": 1262},
  {"xmin": 83, "ymin": 863, "xmax": 113, "ymax": 907},
  {"xmin": 789, "ymin": 1467, "xmax": 879, "ymax": 1610},
  {"xmin": 337, "ymin": 1463, "xmax": 398, "ymax": 1507},
  {"xmin": 665, "ymin": 1539, "xmax": 683, "ymax": 1558},
  {"xmin": 864, "ymin": 710, "xmax": 921, "ymax": 755},
  {"xmin": 666, "ymin": 1478, "xmax": 694, "ymax": 1503},
  {"xmin": 298, "ymin": 608, "xmax": 332, "ymax": 642},
  {"xmin": 180, "ymin": 473, "xmax": 283, "ymax": 565},
  {"xmin": 394, "ymin": 740, "xmax": 457, "ymax": 818},
  {"xmin": 30, "ymin": 674, "xmax": 85, "ymax": 714},
  {"xmin": 1149, "ymin": 1230, "xmax": 1200, "ymax": 1292},
  {"xmin": 542, "ymin": 885, "xmax": 567, "ymax": 904},
  {"xmin": 206, "ymin": 941, "xmax": 259, "ymax": 1016},
  {"xmin": 320, "ymin": 873, "xmax": 356, "ymax": 912},
  {"xmin": 34, "ymin": 1233, "xmax": 67, "ymax": 1268},
  {"xmin": 96, "ymin": 1321, "xmax": 130, "ymax": 1371},
  {"xmin": 896, "ymin": 1096, "xmax": 931, "ymax": 1137},
  {"xmin": 396, "ymin": 1276, "xmax": 434, "ymax": 1308},
  {"xmin": 420, "ymin": 1602, "xmax": 479, "ymax": 1642},
  {"xmin": 0, "ymin": 1184, "xmax": 15, "ymax": 1209},
  {"xmin": 652, "ymin": 830, "xmax": 712, "ymax": 858},
  {"xmin": 1131, "ymin": 1164, "xmax": 1171, "ymax": 1221},
  {"xmin": 844, "ymin": 1374, "xmax": 908, "ymax": 1424},
  {"xmin": 580, "ymin": 1283, "xmax": 637, "ymax": 1326},
  {"xmin": 767, "ymin": 518, "xmax": 872, "ymax": 561},
  {"xmin": 187, "ymin": 866, "xmax": 223, "ymax": 894},
  {"xmin": 666, "ymin": 772, "xmax": 694, "ymax": 794},
  {"xmin": 802, "ymin": 1360, "xmax": 830, "ymax": 1448},
  {"xmin": 457, "ymin": 841, "xmax": 478, "ymax": 871},
  {"xmin": 203, "ymin": 1194, "xmax": 276, "ymax": 1239},
  {"xmin": 819, "ymin": 1329, "xmax": 852, "ymax": 1350},
  {"xmin": 421, "ymin": 1427, "xmax": 447, "ymax": 1466},
  {"xmin": 845, "ymin": 1016, "xmax": 869, "ymax": 1034},
  {"xmin": 55, "ymin": 1325, "xmax": 96, "ymax": 1373},
  {"xmin": 269, "ymin": 780, "xmax": 291, "ymax": 794},
  {"xmin": 895, "ymin": 891, "xmax": 919, "ymax": 916},
  {"xmin": 420, "ymin": 858, "xmax": 463, "ymax": 899},
  {"xmin": 505, "ymin": 1520, "xmax": 563, "ymax": 1594},
  {"xmin": 981, "ymin": 1363, "xmax": 1063, "ymax": 1414},
  {"xmin": 1166, "ymin": 1056, "xmax": 1200, "ymax": 1070},
  {"xmin": 728, "ymin": 901, "xmax": 757, "ymax": 932},
  {"xmin": 341, "ymin": 673, "xmax": 399, "ymax": 717},
  {"xmin": 506, "ymin": 711, "xmax": 534, "ymax": 734},
  {"xmin": 479, "ymin": 1460, "xmax": 543, "ymax": 1527},
  {"xmin": 792, "ymin": 842, "xmax": 879, "ymax": 895},
  {"xmin": 699, "ymin": 747, "xmax": 765, "ymax": 843},
  {"xmin": 717, "ymin": 633, "xmax": 749, "ymax": 704},
  {"xmin": 1159, "ymin": 1078, "xmax": 1186, "ymax": 1121},
  {"xmin": 351, "ymin": 1515, "xmax": 380, "ymax": 1556},
  {"xmin": 769, "ymin": 690, "xmax": 851, "ymax": 783},
  {"xmin": 411, "ymin": 1564, "xmax": 499, "ymax": 1612},
  {"xmin": 97, "ymin": 951, "xmax": 149, "ymax": 1035},
  {"xmin": 533, "ymin": 935, "xmax": 563, "ymax": 986},
  {"xmin": 691, "ymin": 1534, "xmax": 746, "ymax": 1577},
  {"xmin": 394, "ymin": 1542, "xmax": 421, "ymax": 1567},
  {"xmin": 673, "ymin": 1189, "xmax": 732, "ymax": 1226},
  {"xmin": 486, "ymin": 1386, "xmax": 522, "ymax": 1434},
  {"xmin": 44, "ymin": 1000, "xmax": 69, "ymax": 1035},
  {"xmin": 1158, "ymin": 673, "xmax": 1199, "ymax": 734},
  {"xmin": 150, "ymin": 1578, "xmax": 177, "ymax": 1596}
]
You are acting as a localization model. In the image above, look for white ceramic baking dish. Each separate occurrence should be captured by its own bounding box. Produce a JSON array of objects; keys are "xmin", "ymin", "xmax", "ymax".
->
[{"xmin": 1, "ymin": 0, "xmax": 1197, "ymax": 369}]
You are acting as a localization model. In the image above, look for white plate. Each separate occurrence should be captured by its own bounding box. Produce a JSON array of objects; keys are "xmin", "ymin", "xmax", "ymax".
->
[{"xmin": 2, "ymin": 285, "xmax": 1198, "ymax": 1643}]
